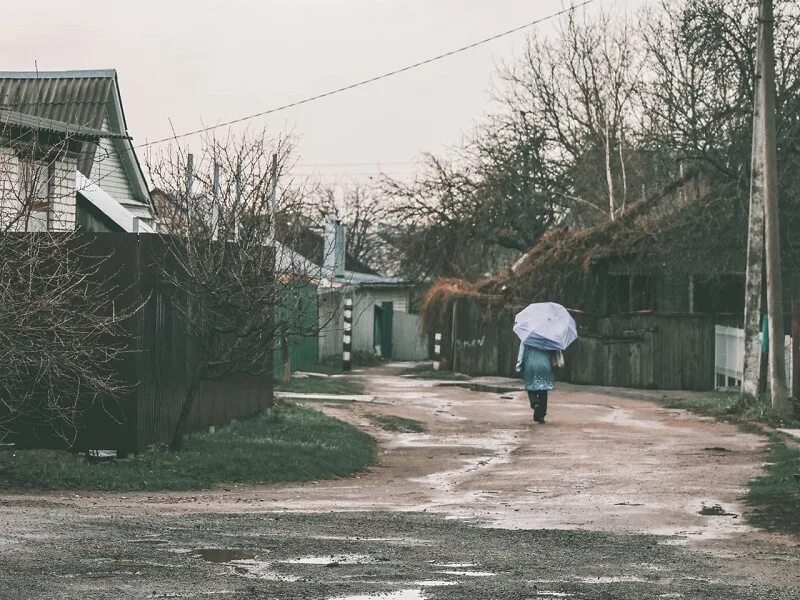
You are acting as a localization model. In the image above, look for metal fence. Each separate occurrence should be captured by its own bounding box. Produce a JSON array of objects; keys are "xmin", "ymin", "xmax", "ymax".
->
[{"xmin": 11, "ymin": 233, "xmax": 274, "ymax": 452}]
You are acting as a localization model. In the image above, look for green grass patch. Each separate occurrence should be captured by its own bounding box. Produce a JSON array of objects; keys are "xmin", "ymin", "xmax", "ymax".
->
[
  {"xmin": 275, "ymin": 374, "xmax": 364, "ymax": 396},
  {"xmin": 400, "ymin": 363, "xmax": 471, "ymax": 381},
  {"xmin": 664, "ymin": 393, "xmax": 800, "ymax": 428},
  {"xmin": 0, "ymin": 403, "xmax": 375, "ymax": 492},
  {"xmin": 746, "ymin": 435, "xmax": 800, "ymax": 534},
  {"xmin": 368, "ymin": 414, "xmax": 426, "ymax": 433}
]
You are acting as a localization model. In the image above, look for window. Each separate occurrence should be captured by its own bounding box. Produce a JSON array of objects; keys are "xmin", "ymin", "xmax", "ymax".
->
[{"xmin": 19, "ymin": 159, "xmax": 54, "ymax": 232}]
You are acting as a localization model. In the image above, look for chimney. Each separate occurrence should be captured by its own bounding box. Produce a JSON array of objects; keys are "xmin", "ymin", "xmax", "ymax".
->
[{"xmin": 323, "ymin": 215, "xmax": 346, "ymax": 278}]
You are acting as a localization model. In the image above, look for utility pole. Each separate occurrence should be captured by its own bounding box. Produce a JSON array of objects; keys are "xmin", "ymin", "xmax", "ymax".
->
[
  {"xmin": 744, "ymin": 0, "xmax": 788, "ymax": 409},
  {"xmin": 759, "ymin": 0, "xmax": 787, "ymax": 410},
  {"xmin": 270, "ymin": 153, "xmax": 278, "ymax": 243}
]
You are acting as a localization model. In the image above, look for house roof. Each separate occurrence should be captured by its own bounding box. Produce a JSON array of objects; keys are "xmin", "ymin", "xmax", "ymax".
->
[
  {"xmin": 76, "ymin": 172, "xmax": 155, "ymax": 233},
  {"xmin": 0, "ymin": 108, "xmax": 130, "ymax": 141},
  {"xmin": 0, "ymin": 69, "xmax": 152, "ymax": 212}
]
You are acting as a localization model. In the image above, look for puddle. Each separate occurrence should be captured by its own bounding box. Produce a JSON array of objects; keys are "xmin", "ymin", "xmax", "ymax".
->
[
  {"xmin": 229, "ymin": 559, "xmax": 300, "ymax": 582},
  {"xmin": 195, "ymin": 548, "xmax": 256, "ymax": 563},
  {"xmin": 413, "ymin": 580, "xmax": 458, "ymax": 587},
  {"xmin": 433, "ymin": 562, "xmax": 475, "ymax": 568},
  {"xmin": 576, "ymin": 575, "xmax": 648, "ymax": 584},
  {"xmin": 328, "ymin": 590, "xmax": 426, "ymax": 600},
  {"xmin": 535, "ymin": 593, "xmax": 574, "ymax": 598},
  {"xmin": 284, "ymin": 554, "xmax": 374, "ymax": 566},
  {"xmin": 435, "ymin": 570, "xmax": 494, "ymax": 577}
]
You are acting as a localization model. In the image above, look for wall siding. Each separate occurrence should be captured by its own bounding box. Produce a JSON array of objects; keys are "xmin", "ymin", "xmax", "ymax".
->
[{"xmin": 90, "ymin": 117, "xmax": 138, "ymax": 205}]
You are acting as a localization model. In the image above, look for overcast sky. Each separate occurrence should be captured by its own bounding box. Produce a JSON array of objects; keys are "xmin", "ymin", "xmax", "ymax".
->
[{"xmin": 0, "ymin": 0, "xmax": 644, "ymax": 185}]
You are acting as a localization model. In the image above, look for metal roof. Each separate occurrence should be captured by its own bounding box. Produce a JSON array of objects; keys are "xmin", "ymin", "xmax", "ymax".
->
[
  {"xmin": 0, "ymin": 109, "xmax": 130, "ymax": 141},
  {"xmin": 0, "ymin": 71, "xmax": 116, "ymax": 131}
]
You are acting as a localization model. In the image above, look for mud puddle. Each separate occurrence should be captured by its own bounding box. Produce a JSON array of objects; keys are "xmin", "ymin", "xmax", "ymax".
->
[
  {"xmin": 283, "ymin": 553, "xmax": 376, "ymax": 566},
  {"xmin": 195, "ymin": 548, "xmax": 255, "ymax": 562},
  {"xmin": 329, "ymin": 590, "xmax": 426, "ymax": 600}
]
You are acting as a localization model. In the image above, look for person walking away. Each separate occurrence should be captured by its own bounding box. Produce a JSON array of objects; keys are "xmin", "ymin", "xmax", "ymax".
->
[{"xmin": 516, "ymin": 343, "xmax": 561, "ymax": 423}]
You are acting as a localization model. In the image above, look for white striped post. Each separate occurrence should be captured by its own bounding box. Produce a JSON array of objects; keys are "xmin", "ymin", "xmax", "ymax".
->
[
  {"xmin": 433, "ymin": 332, "xmax": 442, "ymax": 371},
  {"xmin": 343, "ymin": 297, "xmax": 353, "ymax": 372}
]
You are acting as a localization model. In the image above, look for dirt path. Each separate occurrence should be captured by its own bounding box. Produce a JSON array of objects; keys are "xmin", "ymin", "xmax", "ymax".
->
[{"xmin": 1, "ymin": 364, "xmax": 799, "ymax": 599}]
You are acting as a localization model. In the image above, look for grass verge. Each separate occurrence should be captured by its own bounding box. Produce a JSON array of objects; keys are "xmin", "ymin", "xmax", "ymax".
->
[
  {"xmin": 275, "ymin": 375, "xmax": 364, "ymax": 396},
  {"xmin": 400, "ymin": 363, "xmax": 471, "ymax": 381},
  {"xmin": 0, "ymin": 403, "xmax": 375, "ymax": 492},
  {"xmin": 663, "ymin": 392, "xmax": 800, "ymax": 429},
  {"xmin": 368, "ymin": 414, "xmax": 426, "ymax": 433},
  {"xmin": 746, "ymin": 435, "xmax": 800, "ymax": 534}
]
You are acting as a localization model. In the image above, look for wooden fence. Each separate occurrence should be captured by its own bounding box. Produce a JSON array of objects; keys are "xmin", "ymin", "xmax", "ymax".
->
[
  {"xmin": 12, "ymin": 233, "xmax": 273, "ymax": 452},
  {"xmin": 438, "ymin": 297, "xmax": 716, "ymax": 391}
]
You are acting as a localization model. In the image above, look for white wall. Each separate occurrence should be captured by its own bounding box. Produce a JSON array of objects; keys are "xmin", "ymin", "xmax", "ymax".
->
[{"xmin": 91, "ymin": 117, "xmax": 137, "ymax": 206}]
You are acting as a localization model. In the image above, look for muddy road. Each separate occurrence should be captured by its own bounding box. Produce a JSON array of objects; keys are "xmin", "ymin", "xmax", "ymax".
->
[{"xmin": 2, "ymin": 364, "xmax": 799, "ymax": 599}]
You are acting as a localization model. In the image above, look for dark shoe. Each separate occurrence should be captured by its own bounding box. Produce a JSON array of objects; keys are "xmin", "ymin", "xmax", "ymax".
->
[
  {"xmin": 537, "ymin": 418, "xmax": 546, "ymax": 425},
  {"xmin": 533, "ymin": 414, "xmax": 539, "ymax": 422}
]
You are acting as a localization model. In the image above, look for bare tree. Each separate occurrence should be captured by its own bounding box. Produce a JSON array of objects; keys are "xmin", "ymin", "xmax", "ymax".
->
[
  {"xmin": 0, "ymin": 117, "xmax": 132, "ymax": 443},
  {"xmin": 148, "ymin": 130, "xmax": 324, "ymax": 450},
  {"xmin": 314, "ymin": 182, "xmax": 388, "ymax": 272}
]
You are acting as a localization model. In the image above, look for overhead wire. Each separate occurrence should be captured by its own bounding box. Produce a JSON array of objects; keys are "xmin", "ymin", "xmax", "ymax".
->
[
  {"xmin": 133, "ymin": 0, "xmax": 598, "ymax": 149},
  {"xmin": 74, "ymin": 0, "xmax": 600, "ymax": 194}
]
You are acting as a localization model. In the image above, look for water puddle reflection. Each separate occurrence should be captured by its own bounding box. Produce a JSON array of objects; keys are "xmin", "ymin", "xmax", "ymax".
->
[{"xmin": 195, "ymin": 548, "xmax": 255, "ymax": 563}]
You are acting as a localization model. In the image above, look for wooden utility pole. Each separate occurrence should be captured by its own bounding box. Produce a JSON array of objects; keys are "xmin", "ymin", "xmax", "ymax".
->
[
  {"xmin": 745, "ymin": 0, "xmax": 788, "ymax": 409},
  {"xmin": 759, "ymin": 0, "xmax": 787, "ymax": 410}
]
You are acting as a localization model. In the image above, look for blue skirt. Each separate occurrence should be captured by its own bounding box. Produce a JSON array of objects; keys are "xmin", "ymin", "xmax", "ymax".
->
[{"xmin": 520, "ymin": 346, "xmax": 555, "ymax": 391}]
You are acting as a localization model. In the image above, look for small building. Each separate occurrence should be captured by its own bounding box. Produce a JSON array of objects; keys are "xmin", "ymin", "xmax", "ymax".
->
[{"xmin": 317, "ymin": 216, "xmax": 428, "ymax": 363}]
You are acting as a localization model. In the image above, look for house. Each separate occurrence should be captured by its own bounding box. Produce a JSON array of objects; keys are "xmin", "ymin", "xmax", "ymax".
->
[
  {"xmin": 0, "ymin": 69, "xmax": 156, "ymax": 232},
  {"xmin": 317, "ymin": 216, "xmax": 429, "ymax": 363}
]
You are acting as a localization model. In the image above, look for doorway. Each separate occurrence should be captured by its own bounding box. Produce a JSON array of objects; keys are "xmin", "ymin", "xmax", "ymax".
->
[{"xmin": 373, "ymin": 301, "xmax": 394, "ymax": 360}]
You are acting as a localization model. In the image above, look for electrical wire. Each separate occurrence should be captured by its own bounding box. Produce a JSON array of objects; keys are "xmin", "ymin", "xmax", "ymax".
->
[{"xmin": 134, "ymin": 0, "xmax": 598, "ymax": 149}]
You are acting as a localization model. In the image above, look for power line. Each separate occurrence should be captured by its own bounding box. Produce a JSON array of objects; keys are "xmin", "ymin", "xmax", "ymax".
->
[{"xmin": 135, "ymin": 0, "xmax": 598, "ymax": 149}]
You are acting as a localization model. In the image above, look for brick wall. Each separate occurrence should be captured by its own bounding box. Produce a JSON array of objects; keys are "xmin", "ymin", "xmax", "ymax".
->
[
  {"xmin": 48, "ymin": 155, "xmax": 76, "ymax": 231},
  {"xmin": 0, "ymin": 147, "xmax": 76, "ymax": 232}
]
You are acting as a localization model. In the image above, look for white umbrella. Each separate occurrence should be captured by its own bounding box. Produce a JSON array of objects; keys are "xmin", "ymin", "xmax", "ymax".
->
[{"xmin": 513, "ymin": 302, "xmax": 578, "ymax": 351}]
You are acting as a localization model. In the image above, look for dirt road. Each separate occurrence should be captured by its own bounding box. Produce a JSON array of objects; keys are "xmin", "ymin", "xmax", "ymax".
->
[{"xmin": 2, "ymin": 364, "xmax": 799, "ymax": 599}]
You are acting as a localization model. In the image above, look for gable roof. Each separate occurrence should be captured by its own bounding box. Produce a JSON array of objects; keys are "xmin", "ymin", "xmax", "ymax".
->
[{"xmin": 0, "ymin": 69, "xmax": 152, "ymax": 213}]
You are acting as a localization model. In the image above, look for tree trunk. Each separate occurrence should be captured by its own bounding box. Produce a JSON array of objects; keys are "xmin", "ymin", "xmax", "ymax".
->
[
  {"xmin": 604, "ymin": 105, "xmax": 616, "ymax": 220},
  {"xmin": 169, "ymin": 376, "xmax": 202, "ymax": 452},
  {"xmin": 281, "ymin": 335, "xmax": 291, "ymax": 384},
  {"xmin": 742, "ymin": 5, "xmax": 768, "ymax": 398}
]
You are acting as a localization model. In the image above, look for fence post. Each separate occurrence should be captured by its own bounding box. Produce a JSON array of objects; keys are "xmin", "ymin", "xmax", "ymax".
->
[
  {"xmin": 433, "ymin": 332, "xmax": 442, "ymax": 371},
  {"xmin": 343, "ymin": 296, "xmax": 353, "ymax": 372},
  {"xmin": 793, "ymin": 299, "xmax": 799, "ymax": 409},
  {"xmin": 450, "ymin": 298, "xmax": 458, "ymax": 372}
]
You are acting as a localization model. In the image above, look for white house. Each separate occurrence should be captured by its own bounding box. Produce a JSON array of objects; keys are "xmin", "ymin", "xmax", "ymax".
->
[
  {"xmin": 0, "ymin": 69, "xmax": 155, "ymax": 232},
  {"xmin": 317, "ymin": 216, "xmax": 429, "ymax": 362}
]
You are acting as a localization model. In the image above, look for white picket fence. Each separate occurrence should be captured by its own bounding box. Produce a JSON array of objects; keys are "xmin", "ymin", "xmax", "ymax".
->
[{"xmin": 714, "ymin": 325, "xmax": 792, "ymax": 390}]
